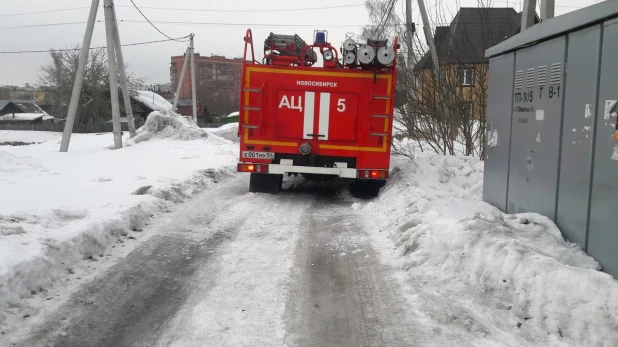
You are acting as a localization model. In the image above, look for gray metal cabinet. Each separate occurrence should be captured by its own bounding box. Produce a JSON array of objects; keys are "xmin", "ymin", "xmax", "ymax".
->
[
  {"xmin": 483, "ymin": 53, "xmax": 515, "ymax": 211},
  {"xmin": 588, "ymin": 19, "xmax": 618, "ymax": 276},
  {"xmin": 484, "ymin": 1, "xmax": 618, "ymax": 278},
  {"xmin": 507, "ymin": 37, "xmax": 565, "ymax": 219},
  {"xmin": 556, "ymin": 25, "xmax": 602, "ymax": 248}
]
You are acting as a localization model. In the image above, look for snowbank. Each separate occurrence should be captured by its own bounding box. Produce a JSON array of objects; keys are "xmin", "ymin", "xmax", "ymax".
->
[
  {"xmin": 0, "ymin": 113, "xmax": 46, "ymax": 121},
  {"xmin": 0, "ymin": 130, "xmax": 61, "ymax": 144},
  {"xmin": 363, "ymin": 152, "xmax": 618, "ymax": 346},
  {"xmin": 0, "ymin": 127, "xmax": 237, "ymax": 329},
  {"xmin": 207, "ymin": 122, "xmax": 239, "ymax": 143},
  {"xmin": 131, "ymin": 111, "xmax": 207, "ymax": 144}
]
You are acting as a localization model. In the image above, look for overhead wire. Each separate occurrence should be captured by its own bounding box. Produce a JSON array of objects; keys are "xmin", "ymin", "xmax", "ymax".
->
[
  {"xmin": 0, "ymin": 36, "xmax": 190, "ymax": 54},
  {"xmin": 127, "ymin": 0, "xmax": 187, "ymax": 42},
  {"xmin": 114, "ymin": 3, "xmax": 366, "ymax": 13}
]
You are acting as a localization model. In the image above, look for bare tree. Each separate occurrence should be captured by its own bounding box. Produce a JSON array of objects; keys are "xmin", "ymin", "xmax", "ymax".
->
[
  {"xmin": 364, "ymin": 0, "xmax": 506, "ymax": 159},
  {"xmin": 37, "ymin": 45, "xmax": 144, "ymax": 123}
]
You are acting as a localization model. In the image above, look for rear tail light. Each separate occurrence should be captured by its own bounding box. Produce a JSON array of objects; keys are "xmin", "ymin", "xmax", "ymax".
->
[
  {"xmin": 357, "ymin": 169, "xmax": 388, "ymax": 179},
  {"xmin": 238, "ymin": 163, "xmax": 268, "ymax": 173}
]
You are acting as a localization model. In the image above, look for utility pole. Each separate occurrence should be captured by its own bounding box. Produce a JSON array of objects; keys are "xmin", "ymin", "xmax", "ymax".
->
[
  {"xmin": 405, "ymin": 0, "xmax": 415, "ymax": 71},
  {"xmin": 103, "ymin": 0, "xmax": 123, "ymax": 149},
  {"xmin": 172, "ymin": 47, "xmax": 191, "ymax": 111},
  {"xmin": 521, "ymin": 0, "xmax": 537, "ymax": 30},
  {"xmin": 60, "ymin": 0, "xmax": 99, "ymax": 152},
  {"xmin": 189, "ymin": 34, "xmax": 197, "ymax": 123},
  {"xmin": 540, "ymin": 0, "xmax": 555, "ymax": 21},
  {"xmin": 417, "ymin": 0, "xmax": 440, "ymax": 81},
  {"xmin": 111, "ymin": 3, "xmax": 136, "ymax": 137}
]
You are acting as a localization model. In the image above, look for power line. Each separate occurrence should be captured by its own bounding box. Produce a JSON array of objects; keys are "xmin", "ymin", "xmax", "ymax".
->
[
  {"xmin": 0, "ymin": 20, "xmax": 396, "ymax": 30},
  {"xmin": 115, "ymin": 3, "xmax": 366, "ymax": 13},
  {"xmin": 0, "ymin": 7, "xmax": 90, "ymax": 18},
  {"xmin": 127, "ymin": 0, "xmax": 186, "ymax": 42},
  {"xmin": 0, "ymin": 3, "xmax": 366, "ymax": 18},
  {"xmin": 0, "ymin": 36, "xmax": 189, "ymax": 54},
  {"xmin": 122, "ymin": 19, "xmax": 372, "ymax": 28},
  {"xmin": 0, "ymin": 21, "xmax": 92, "ymax": 30}
]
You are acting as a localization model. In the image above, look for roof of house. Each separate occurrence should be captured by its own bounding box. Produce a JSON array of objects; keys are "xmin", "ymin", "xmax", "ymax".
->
[
  {"xmin": 415, "ymin": 7, "xmax": 525, "ymax": 70},
  {"xmin": 0, "ymin": 100, "xmax": 47, "ymax": 114}
]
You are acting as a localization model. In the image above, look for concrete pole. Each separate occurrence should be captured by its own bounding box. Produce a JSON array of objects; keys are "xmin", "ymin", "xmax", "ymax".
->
[
  {"xmin": 521, "ymin": 0, "xmax": 538, "ymax": 30},
  {"xmin": 172, "ymin": 47, "xmax": 191, "ymax": 111},
  {"xmin": 110, "ymin": 3, "xmax": 136, "ymax": 137},
  {"xmin": 417, "ymin": 0, "xmax": 440, "ymax": 80},
  {"xmin": 60, "ymin": 0, "xmax": 100, "ymax": 152},
  {"xmin": 189, "ymin": 34, "xmax": 197, "ymax": 123},
  {"xmin": 540, "ymin": 0, "xmax": 555, "ymax": 21},
  {"xmin": 103, "ymin": 0, "xmax": 123, "ymax": 149},
  {"xmin": 405, "ymin": 0, "xmax": 415, "ymax": 71}
]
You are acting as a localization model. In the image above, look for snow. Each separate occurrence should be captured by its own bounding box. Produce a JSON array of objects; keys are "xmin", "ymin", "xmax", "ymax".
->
[
  {"xmin": 362, "ymin": 151, "xmax": 618, "ymax": 346},
  {"xmin": 136, "ymin": 90, "xmax": 174, "ymax": 112},
  {"xmin": 0, "ymin": 113, "xmax": 46, "ymax": 121},
  {"xmin": 0, "ymin": 115, "xmax": 238, "ymax": 329},
  {"xmin": 131, "ymin": 111, "xmax": 208, "ymax": 143},
  {"xmin": 207, "ymin": 122, "xmax": 239, "ymax": 143},
  {"xmin": 226, "ymin": 111, "xmax": 239, "ymax": 118},
  {"xmin": 0, "ymin": 130, "xmax": 62, "ymax": 143}
]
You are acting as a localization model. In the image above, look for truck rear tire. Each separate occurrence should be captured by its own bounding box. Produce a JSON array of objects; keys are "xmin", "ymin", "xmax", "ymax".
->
[
  {"xmin": 249, "ymin": 173, "xmax": 281, "ymax": 194},
  {"xmin": 351, "ymin": 179, "xmax": 384, "ymax": 199}
]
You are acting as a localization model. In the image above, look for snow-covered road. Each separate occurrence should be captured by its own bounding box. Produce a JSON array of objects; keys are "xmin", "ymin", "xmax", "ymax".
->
[
  {"xmin": 6, "ymin": 174, "xmax": 577, "ymax": 347},
  {"xmin": 2, "ymin": 123, "xmax": 616, "ymax": 346}
]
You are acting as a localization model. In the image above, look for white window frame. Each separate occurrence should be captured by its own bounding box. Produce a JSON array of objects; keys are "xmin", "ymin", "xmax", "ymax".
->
[{"xmin": 459, "ymin": 68, "xmax": 475, "ymax": 86}]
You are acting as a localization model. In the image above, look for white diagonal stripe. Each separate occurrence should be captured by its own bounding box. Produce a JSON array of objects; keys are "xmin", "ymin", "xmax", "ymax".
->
[
  {"xmin": 318, "ymin": 92, "xmax": 330, "ymax": 141},
  {"xmin": 303, "ymin": 92, "xmax": 315, "ymax": 140}
]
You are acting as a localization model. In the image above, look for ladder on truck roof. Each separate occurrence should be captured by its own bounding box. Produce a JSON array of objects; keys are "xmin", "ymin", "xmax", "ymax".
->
[{"xmin": 263, "ymin": 32, "xmax": 318, "ymax": 66}]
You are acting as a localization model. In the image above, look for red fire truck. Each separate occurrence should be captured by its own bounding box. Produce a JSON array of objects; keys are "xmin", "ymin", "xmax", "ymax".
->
[{"xmin": 236, "ymin": 29, "xmax": 399, "ymax": 197}]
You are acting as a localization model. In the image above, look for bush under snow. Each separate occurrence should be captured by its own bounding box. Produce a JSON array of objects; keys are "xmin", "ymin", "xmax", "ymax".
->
[{"xmin": 363, "ymin": 152, "xmax": 618, "ymax": 346}]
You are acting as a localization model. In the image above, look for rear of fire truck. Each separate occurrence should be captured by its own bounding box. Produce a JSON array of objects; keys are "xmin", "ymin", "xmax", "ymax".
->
[{"xmin": 236, "ymin": 29, "xmax": 398, "ymax": 197}]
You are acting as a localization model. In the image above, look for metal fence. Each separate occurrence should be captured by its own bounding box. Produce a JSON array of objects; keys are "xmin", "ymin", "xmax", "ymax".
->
[
  {"xmin": 0, "ymin": 121, "xmax": 146, "ymax": 133},
  {"xmin": 0, "ymin": 120, "xmax": 225, "ymax": 133}
]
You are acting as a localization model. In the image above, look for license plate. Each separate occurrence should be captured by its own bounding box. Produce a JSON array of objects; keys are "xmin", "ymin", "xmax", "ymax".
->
[{"xmin": 242, "ymin": 151, "xmax": 275, "ymax": 160}]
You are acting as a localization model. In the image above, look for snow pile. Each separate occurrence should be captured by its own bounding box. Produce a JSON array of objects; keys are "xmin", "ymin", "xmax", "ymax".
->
[
  {"xmin": 208, "ymin": 122, "xmax": 239, "ymax": 143},
  {"xmin": 0, "ymin": 130, "xmax": 237, "ymax": 329},
  {"xmin": 0, "ymin": 113, "xmax": 46, "ymax": 121},
  {"xmin": 131, "ymin": 111, "xmax": 207, "ymax": 144},
  {"xmin": 363, "ymin": 152, "xmax": 618, "ymax": 346},
  {"xmin": 136, "ymin": 90, "xmax": 174, "ymax": 112}
]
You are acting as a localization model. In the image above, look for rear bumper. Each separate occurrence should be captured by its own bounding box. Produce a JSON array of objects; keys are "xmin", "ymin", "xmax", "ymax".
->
[{"xmin": 267, "ymin": 164, "xmax": 357, "ymax": 178}]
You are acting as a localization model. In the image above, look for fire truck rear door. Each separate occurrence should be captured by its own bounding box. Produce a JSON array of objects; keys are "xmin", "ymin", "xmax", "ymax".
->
[{"xmin": 275, "ymin": 90, "xmax": 358, "ymax": 142}]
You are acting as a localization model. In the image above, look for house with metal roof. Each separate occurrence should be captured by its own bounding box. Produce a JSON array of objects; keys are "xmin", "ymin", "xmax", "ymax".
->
[
  {"xmin": 413, "ymin": 7, "xmax": 537, "ymax": 123},
  {"xmin": 0, "ymin": 100, "xmax": 55, "ymax": 123}
]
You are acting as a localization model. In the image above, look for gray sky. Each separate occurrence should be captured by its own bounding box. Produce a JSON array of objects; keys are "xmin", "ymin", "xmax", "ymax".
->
[{"xmin": 0, "ymin": 0, "xmax": 602, "ymax": 87}]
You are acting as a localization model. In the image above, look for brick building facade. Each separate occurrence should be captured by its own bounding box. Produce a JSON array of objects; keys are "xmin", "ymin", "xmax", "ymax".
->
[{"xmin": 170, "ymin": 53, "xmax": 242, "ymax": 120}]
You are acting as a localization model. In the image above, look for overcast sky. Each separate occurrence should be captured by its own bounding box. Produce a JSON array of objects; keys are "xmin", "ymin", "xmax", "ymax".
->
[{"xmin": 0, "ymin": 0, "xmax": 603, "ymax": 87}]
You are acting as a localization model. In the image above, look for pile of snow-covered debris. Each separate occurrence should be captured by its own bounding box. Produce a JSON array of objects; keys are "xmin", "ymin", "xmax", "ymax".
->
[
  {"xmin": 362, "ymin": 150, "xmax": 618, "ymax": 346},
  {"xmin": 132, "ymin": 111, "xmax": 207, "ymax": 143},
  {"xmin": 0, "ymin": 117, "xmax": 237, "ymax": 329}
]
